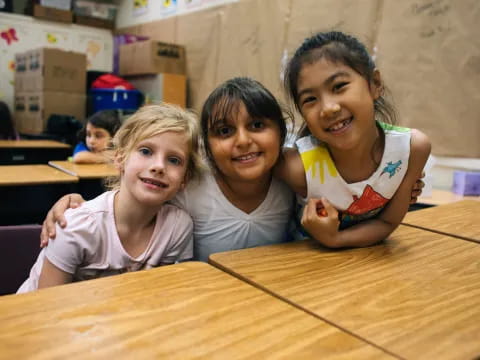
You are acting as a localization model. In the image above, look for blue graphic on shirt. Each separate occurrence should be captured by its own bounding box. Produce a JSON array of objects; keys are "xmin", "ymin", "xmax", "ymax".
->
[{"xmin": 381, "ymin": 160, "xmax": 402, "ymax": 178}]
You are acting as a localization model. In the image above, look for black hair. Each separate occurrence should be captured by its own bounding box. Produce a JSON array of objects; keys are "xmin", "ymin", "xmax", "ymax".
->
[
  {"xmin": 284, "ymin": 31, "xmax": 396, "ymax": 136},
  {"xmin": 77, "ymin": 109, "xmax": 123, "ymax": 143},
  {"xmin": 0, "ymin": 101, "xmax": 17, "ymax": 140},
  {"xmin": 200, "ymin": 77, "xmax": 289, "ymax": 170}
]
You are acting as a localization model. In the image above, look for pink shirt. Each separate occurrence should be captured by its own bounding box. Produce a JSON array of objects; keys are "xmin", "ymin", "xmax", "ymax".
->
[{"xmin": 18, "ymin": 191, "xmax": 193, "ymax": 293}]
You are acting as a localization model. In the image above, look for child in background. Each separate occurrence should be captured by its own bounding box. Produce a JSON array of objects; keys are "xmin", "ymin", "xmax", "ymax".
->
[
  {"xmin": 18, "ymin": 104, "xmax": 202, "ymax": 293},
  {"xmin": 276, "ymin": 31, "xmax": 431, "ymax": 248},
  {"xmin": 0, "ymin": 101, "xmax": 19, "ymax": 140},
  {"xmin": 73, "ymin": 109, "xmax": 122, "ymax": 163}
]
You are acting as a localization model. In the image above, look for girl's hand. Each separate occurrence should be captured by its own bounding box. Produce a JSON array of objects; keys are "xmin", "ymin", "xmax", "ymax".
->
[
  {"xmin": 301, "ymin": 198, "xmax": 341, "ymax": 248},
  {"xmin": 40, "ymin": 193, "xmax": 86, "ymax": 247},
  {"xmin": 410, "ymin": 171, "xmax": 425, "ymax": 204}
]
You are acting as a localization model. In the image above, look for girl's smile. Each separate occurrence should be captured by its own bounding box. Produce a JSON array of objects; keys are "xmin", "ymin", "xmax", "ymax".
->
[
  {"xmin": 297, "ymin": 59, "xmax": 381, "ymax": 153},
  {"xmin": 208, "ymin": 102, "xmax": 281, "ymax": 184},
  {"xmin": 118, "ymin": 131, "xmax": 189, "ymax": 209}
]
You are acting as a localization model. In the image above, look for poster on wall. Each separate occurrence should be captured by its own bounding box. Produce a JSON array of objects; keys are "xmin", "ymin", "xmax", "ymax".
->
[
  {"xmin": 133, "ymin": 0, "xmax": 149, "ymax": 16},
  {"xmin": 160, "ymin": 0, "xmax": 178, "ymax": 15}
]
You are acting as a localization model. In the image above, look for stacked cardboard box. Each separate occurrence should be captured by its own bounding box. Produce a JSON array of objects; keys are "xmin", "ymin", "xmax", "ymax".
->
[
  {"xmin": 14, "ymin": 48, "xmax": 86, "ymax": 135},
  {"xmin": 118, "ymin": 40, "xmax": 187, "ymax": 108}
]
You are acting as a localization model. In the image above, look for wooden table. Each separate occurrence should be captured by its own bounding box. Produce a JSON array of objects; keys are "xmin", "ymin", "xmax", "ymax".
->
[
  {"xmin": 0, "ymin": 164, "xmax": 78, "ymax": 186},
  {"xmin": 0, "ymin": 165, "xmax": 78, "ymax": 225},
  {"xmin": 48, "ymin": 160, "xmax": 119, "ymax": 179},
  {"xmin": 0, "ymin": 262, "xmax": 393, "ymax": 359},
  {"xmin": 0, "ymin": 140, "xmax": 71, "ymax": 149},
  {"xmin": 403, "ymin": 200, "xmax": 480, "ymax": 243},
  {"xmin": 418, "ymin": 189, "xmax": 479, "ymax": 206},
  {"xmin": 49, "ymin": 160, "xmax": 118, "ymax": 200},
  {"xmin": 0, "ymin": 140, "xmax": 71, "ymax": 165},
  {"xmin": 210, "ymin": 226, "xmax": 480, "ymax": 360}
]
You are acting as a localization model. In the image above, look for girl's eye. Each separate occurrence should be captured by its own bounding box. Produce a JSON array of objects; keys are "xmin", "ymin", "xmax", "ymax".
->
[
  {"xmin": 250, "ymin": 120, "xmax": 265, "ymax": 130},
  {"xmin": 215, "ymin": 126, "xmax": 233, "ymax": 137},
  {"xmin": 301, "ymin": 96, "xmax": 316, "ymax": 106},
  {"xmin": 139, "ymin": 147, "xmax": 152, "ymax": 156},
  {"xmin": 168, "ymin": 157, "xmax": 182, "ymax": 166},
  {"xmin": 333, "ymin": 82, "xmax": 348, "ymax": 92}
]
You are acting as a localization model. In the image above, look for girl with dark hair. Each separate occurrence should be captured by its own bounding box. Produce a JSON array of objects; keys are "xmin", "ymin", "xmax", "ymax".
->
[
  {"xmin": 277, "ymin": 31, "xmax": 431, "ymax": 249},
  {"xmin": 73, "ymin": 109, "xmax": 122, "ymax": 163}
]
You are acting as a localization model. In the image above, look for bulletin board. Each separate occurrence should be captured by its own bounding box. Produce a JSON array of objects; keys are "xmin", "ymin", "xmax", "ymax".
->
[{"xmin": 0, "ymin": 12, "xmax": 113, "ymax": 111}]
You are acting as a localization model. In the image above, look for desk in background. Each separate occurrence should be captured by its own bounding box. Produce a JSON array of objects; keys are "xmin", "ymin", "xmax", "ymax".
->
[
  {"xmin": 0, "ymin": 140, "xmax": 71, "ymax": 165},
  {"xmin": 0, "ymin": 262, "xmax": 392, "ymax": 359},
  {"xmin": 210, "ymin": 225, "xmax": 480, "ymax": 359},
  {"xmin": 0, "ymin": 165, "xmax": 78, "ymax": 225},
  {"xmin": 418, "ymin": 189, "xmax": 479, "ymax": 206},
  {"xmin": 403, "ymin": 199, "xmax": 480, "ymax": 243},
  {"xmin": 49, "ymin": 160, "xmax": 118, "ymax": 199}
]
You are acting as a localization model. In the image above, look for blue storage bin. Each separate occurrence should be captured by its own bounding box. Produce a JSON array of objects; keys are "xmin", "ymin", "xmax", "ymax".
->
[{"xmin": 91, "ymin": 89, "xmax": 142, "ymax": 112}]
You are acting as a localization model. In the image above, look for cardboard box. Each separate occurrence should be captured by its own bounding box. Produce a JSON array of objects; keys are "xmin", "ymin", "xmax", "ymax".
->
[
  {"xmin": 16, "ymin": 48, "xmax": 86, "ymax": 93},
  {"xmin": 40, "ymin": 0, "xmax": 72, "ymax": 11},
  {"xmin": 127, "ymin": 73, "xmax": 186, "ymax": 108},
  {"xmin": 119, "ymin": 40, "xmax": 186, "ymax": 76},
  {"xmin": 33, "ymin": 4, "xmax": 73, "ymax": 23},
  {"xmin": 14, "ymin": 91, "xmax": 85, "ymax": 135},
  {"xmin": 74, "ymin": 15, "xmax": 114, "ymax": 30}
]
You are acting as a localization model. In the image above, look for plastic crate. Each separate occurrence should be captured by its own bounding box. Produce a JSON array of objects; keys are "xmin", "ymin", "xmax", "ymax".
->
[{"xmin": 91, "ymin": 89, "xmax": 142, "ymax": 112}]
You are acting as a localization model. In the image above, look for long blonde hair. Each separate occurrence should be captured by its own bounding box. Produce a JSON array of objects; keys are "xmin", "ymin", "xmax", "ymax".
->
[{"xmin": 106, "ymin": 103, "xmax": 204, "ymax": 190}]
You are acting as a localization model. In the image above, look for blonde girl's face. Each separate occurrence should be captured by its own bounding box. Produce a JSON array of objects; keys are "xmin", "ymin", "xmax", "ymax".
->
[
  {"xmin": 208, "ymin": 102, "xmax": 281, "ymax": 184},
  {"xmin": 117, "ymin": 131, "xmax": 189, "ymax": 208},
  {"xmin": 86, "ymin": 122, "xmax": 112, "ymax": 153},
  {"xmin": 296, "ymin": 59, "xmax": 382, "ymax": 152}
]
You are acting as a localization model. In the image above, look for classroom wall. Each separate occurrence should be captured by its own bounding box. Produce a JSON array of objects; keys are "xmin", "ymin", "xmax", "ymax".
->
[
  {"xmin": 0, "ymin": 12, "xmax": 113, "ymax": 111},
  {"xmin": 119, "ymin": 0, "xmax": 478, "ymax": 158}
]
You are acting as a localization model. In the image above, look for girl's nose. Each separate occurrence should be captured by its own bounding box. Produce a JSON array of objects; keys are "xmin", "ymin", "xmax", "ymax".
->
[
  {"xmin": 150, "ymin": 157, "xmax": 166, "ymax": 174},
  {"xmin": 320, "ymin": 102, "xmax": 341, "ymax": 119},
  {"xmin": 235, "ymin": 128, "xmax": 252, "ymax": 147}
]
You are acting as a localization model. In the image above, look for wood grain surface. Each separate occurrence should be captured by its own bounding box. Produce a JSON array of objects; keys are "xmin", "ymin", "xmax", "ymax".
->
[
  {"xmin": 0, "ymin": 140, "xmax": 70, "ymax": 148},
  {"xmin": 0, "ymin": 165, "xmax": 78, "ymax": 186},
  {"xmin": 418, "ymin": 189, "xmax": 479, "ymax": 206},
  {"xmin": 403, "ymin": 200, "xmax": 480, "ymax": 242},
  {"xmin": 0, "ymin": 262, "xmax": 393, "ymax": 359},
  {"xmin": 48, "ymin": 161, "xmax": 119, "ymax": 179},
  {"xmin": 210, "ymin": 225, "xmax": 480, "ymax": 360}
]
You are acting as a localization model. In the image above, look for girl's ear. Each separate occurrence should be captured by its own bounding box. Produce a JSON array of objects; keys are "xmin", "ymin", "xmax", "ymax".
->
[
  {"xmin": 114, "ymin": 152, "xmax": 124, "ymax": 173},
  {"xmin": 370, "ymin": 69, "xmax": 383, "ymax": 100}
]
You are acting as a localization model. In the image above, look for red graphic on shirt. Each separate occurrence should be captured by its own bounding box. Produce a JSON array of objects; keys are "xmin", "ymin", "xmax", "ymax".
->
[
  {"xmin": 1, "ymin": 28, "xmax": 18, "ymax": 45},
  {"xmin": 345, "ymin": 185, "xmax": 389, "ymax": 215}
]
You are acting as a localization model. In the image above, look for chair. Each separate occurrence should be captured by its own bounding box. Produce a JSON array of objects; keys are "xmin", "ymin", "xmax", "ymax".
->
[{"xmin": 0, "ymin": 224, "xmax": 42, "ymax": 295}]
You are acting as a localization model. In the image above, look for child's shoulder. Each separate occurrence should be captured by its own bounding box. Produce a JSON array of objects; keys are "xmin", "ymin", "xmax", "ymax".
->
[
  {"xmin": 159, "ymin": 203, "xmax": 193, "ymax": 225},
  {"xmin": 410, "ymin": 128, "xmax": 431, "ymax": 158}
]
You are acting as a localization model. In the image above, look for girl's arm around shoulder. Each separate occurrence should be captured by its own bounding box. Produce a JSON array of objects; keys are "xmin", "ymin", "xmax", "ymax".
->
[{"xmin": 274, "ymin": 147, "xmax": 308, "ymax": 197}]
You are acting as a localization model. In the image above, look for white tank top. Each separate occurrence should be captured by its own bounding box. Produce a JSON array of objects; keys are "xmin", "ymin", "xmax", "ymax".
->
[{"xmin": 295, "ymin": 122, "xmax": 411, "ymax": 229}]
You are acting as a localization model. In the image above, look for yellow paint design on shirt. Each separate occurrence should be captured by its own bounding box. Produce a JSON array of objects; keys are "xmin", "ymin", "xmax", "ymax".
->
[{"xmin": 300, "ymin": 147, "xmax": 338, "ymax": 184}]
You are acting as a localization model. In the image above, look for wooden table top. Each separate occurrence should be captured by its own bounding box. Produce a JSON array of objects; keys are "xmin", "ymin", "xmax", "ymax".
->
[
  {"xmin": 49, "ymin": 160, "xmax": 119, "ymax": 179},
  {"xmin": 418, "ymin": 189, "xmax": 479, "ymax": 205},
  {"xmin": 0, "ymin": 165, "xmax": 78, "ymax": 186},
  {"xmin": 0, "ymin": 140, "xmax": 71, "ymax": 148},
  {"xmin": 210, "ymin": 226, "xmax": 480, "ymax": 360},
  {"xmin": 403, "ymin": 200, "xmax": 480, "ymax": 243},
  {"xmin": 0, "ymin": 262, "xmax": 392, "ymax": 359}
]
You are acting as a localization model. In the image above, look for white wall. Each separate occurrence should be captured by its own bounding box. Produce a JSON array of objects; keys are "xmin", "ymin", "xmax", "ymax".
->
[
  {"xmin": 115, "ymin": 0, "xmax": 237, "ymax": 28},
  {"xmin": 0, "ymin": 12, "xmax": 113, "ymax": 110}
]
